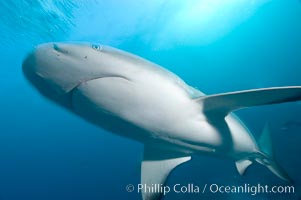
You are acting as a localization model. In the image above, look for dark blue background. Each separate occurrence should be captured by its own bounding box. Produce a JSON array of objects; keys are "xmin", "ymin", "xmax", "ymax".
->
[{"xmin": 0, "ymin": 1, "xmax": 300, "ymax": 199}]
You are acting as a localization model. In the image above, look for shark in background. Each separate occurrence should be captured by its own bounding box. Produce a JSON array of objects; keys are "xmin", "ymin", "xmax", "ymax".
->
[{"xmin": 22, "ymin": 42, "xmax": 301, "ymax": 200}]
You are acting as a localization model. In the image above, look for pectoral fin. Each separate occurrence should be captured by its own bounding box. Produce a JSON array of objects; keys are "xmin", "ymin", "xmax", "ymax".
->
[
  {"xmin": 236, "ymin": 159, "xmax": 253, "ymax": 175},
  {"xmin": 141, "ymin": 146, "xmax": 191, "ymax": 200},
  {"xmin": 196, "ymin": 86, "xmax": 301, "ymax": 116}
]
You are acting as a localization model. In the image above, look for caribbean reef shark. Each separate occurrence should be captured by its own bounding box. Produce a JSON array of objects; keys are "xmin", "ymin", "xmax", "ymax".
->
[{"xmin": 23, "ymin": 43, "xmax": 300, "ymax": 200}]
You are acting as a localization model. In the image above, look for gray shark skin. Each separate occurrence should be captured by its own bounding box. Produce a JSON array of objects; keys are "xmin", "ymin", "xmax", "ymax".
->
[{"xmin": 23, "ymin": 43, "xmax": 300, "ymax": 200}]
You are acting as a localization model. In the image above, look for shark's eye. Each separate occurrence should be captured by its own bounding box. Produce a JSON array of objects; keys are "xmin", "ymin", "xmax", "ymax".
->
[{"xmin": 92, "ymin": 44, "xmax": 102, "ymax": 51}]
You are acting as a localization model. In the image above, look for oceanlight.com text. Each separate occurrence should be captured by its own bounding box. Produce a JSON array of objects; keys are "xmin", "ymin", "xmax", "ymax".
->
[
  {"xmin": 209, "ymin": 183, "xmax": 294, "ymax": 196},
  {"xmin": 126, "ymin": 183, "xmax": 295, "ymax": 196}
]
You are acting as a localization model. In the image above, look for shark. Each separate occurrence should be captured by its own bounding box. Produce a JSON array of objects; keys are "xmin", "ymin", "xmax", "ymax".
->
[{"xmin": 22, "ymin": 42, "xmax": 300, "ymax": 200}]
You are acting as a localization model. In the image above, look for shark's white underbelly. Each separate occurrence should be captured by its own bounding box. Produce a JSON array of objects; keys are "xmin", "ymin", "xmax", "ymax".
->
[{"xmin": 70, "ymin": 75, "xmax": 255, "ymax": 156}]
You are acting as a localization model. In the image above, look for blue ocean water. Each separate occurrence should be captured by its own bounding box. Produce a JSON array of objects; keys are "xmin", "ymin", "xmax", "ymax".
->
[{"xmin": 0, "ymin": 1, "xmax": 301, "ymax": 200}]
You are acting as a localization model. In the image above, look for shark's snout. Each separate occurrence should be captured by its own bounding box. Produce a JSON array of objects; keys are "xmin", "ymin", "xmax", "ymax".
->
[
  {"xmin": 22, "ymin": 46, "xmax": 74, "ymax": 109},
  {"xmin": 22, "ymin": 42, "xmax": 110, "ymax": 109}
]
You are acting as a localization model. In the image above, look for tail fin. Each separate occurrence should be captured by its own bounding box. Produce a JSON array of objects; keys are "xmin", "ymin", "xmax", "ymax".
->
[{"xmin": 256, "ymin": 124, "xmax": 293, "ymax": 182}]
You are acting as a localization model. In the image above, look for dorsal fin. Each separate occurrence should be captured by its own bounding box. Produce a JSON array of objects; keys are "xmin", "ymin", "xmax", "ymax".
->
[
  {"xmin": 141, "ymin": 146, "xmax": 190, "ymax": 200},
  {"xmin": 255, "ymin": 124, "xmax": 292, "ymax": 182},
  {"xmin": 259, "ymin": 123, "xmax": 273, "ymax": 157},
  {"xmin": 195, "ymin": 86, "xmax": 301, "ymax": 116}
]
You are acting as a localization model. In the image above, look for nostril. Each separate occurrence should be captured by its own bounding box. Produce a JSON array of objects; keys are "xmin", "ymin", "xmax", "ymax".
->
[
  {"xmin": 53, "ymin": 43, "xmax": 68, "ymax": 54},
  {"xmin": 53, "ymin": 43, "xmax": 60, "ymax": 51}
]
